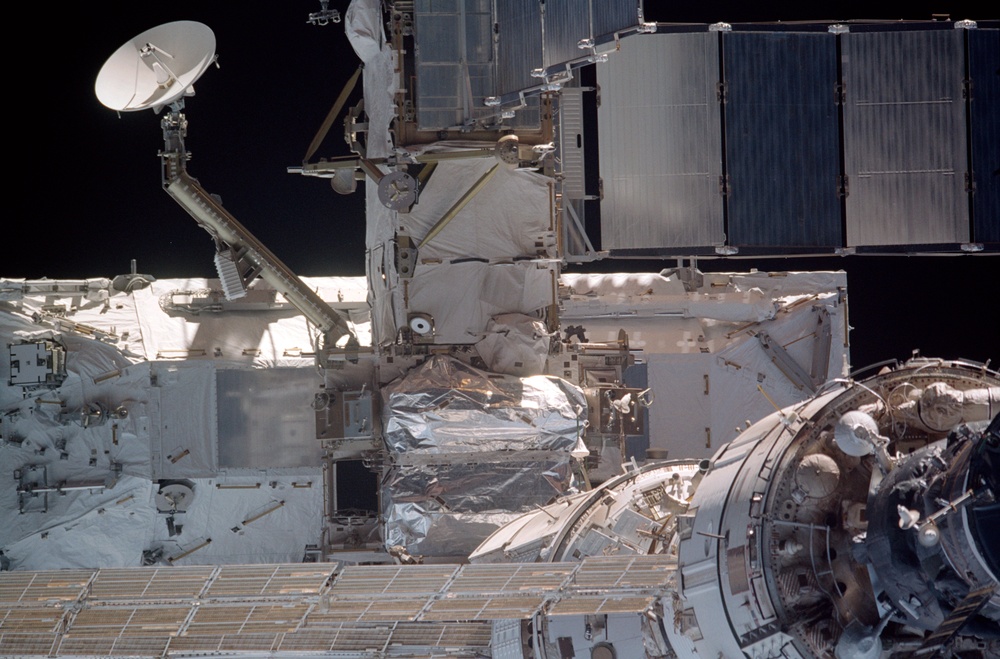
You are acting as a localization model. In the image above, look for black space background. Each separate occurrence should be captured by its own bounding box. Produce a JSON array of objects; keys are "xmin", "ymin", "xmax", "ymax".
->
[{"xmin": 13, "ymin": 2, "xmax": 997, "ymax": 374}]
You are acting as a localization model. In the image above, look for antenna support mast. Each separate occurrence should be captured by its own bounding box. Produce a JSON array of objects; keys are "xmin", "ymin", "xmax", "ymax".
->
[{"xmin": 96, "ymin": 21, "xmax": 355, "ymax": 354}]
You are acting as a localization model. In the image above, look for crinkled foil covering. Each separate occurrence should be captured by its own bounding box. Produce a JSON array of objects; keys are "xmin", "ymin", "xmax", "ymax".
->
[{"xmin": 382, "ymin": 356, "xmax": 588, "ymax": 557}]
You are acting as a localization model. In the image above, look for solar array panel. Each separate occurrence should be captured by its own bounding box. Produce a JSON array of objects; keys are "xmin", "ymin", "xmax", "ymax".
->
[
  {"xmin": 0, "ymin": 556, "xmax": 675, "ymax": 656},
  {"xmin": 598, "ymin": 23, "xmax": 1000, "ymax": 256},
  {"xmin": 89, "ymin": 566, "xmax": 214, "ymax": 601},
  {"xmin": 413, "ymin": 0, "xmax": 641, "ymax": 128},
  {"xmin": 0, "ymin": 569, "xmax": 93, "ymax": 605}
]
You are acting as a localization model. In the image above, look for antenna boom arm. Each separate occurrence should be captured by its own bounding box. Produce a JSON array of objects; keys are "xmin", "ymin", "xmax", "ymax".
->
[{"xmin": 165, "ymin": 171, "xmax": 354, "ymax": 346}]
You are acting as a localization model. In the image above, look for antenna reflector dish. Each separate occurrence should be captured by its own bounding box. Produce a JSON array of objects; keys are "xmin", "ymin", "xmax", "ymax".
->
[
  {"xmin": 409, "ymin": 314, "xmax": 433, "ymax": 335},
  {"xmin": 331, "ymin": 168, "xmax": 358, "ymax": 195},
  {"xmin": 96, "ymin": 21, "xmax": 216, "ymax": 112}
]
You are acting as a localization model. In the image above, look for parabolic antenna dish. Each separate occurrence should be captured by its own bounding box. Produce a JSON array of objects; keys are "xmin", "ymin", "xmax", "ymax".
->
[
  {"xmin": 95, "ymin": 21, "xmax": 216, "ymax": 112},
  {"xmin": 330, "ymin": 168, "xmax": 358, "ymax": 195}
]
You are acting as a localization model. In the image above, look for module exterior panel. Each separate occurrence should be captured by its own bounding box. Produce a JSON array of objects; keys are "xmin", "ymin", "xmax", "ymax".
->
[
  {"xmin": 970, "ymin": 28, "xmax": 1000, "ymax": 242},
  {"xmin": 598, "ymin": 32, "xmax": 724, "ymax": 250},
  {"xmin": 560, "ymin": 87, "xmax": 587, "ymax": 199},
  {"xmin": 842, "ymin": 29, "xmax": 969, "ymax": 246},
  {"xmin": 217, "ymin": 368, "xmax": 324, "ymax": 469},
  {"xmin": 724, "ymin": 32, "xmax": 841, "ymax": 248}
]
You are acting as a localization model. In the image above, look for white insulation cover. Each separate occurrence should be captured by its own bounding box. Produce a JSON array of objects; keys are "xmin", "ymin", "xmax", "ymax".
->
[
  {"xmin": 400, "ymin": 154, "xmax": 552, "ymax": 261},
  {"xmin": 0, "ymin": 277, "xmax": 354, "ymax": 571},
  {"xmin": 405, "ymin": 261, "xmax": 556, "ymax": 344},
  {"xmin": 345, "ymin": 0, "xmax": 384, "ymax": 64},
  {"xmin": 381, "ymin": 356, "xmax": 588, "ymax": 556},
  {"xmin": 476, "ymin": 313, "xmax": 552, "ymax": 376}
]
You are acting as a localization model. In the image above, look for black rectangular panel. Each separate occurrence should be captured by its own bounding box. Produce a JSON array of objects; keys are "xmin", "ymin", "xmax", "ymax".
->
[
  {"xmin": 724, "ymin": 32, "xmax": 842, "ymax": 248},
  {"xmin": 969, "ymin": 28, "xmax": 1000, "ymax": 242}
]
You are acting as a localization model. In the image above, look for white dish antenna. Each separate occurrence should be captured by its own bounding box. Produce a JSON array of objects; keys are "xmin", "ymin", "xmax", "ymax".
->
[
  {"xmin": 408, "ymin": 313, "xmax": 434, "ymax": 336},
  {"xmin": 95, "ymin": 21, "xmax": 216, "ymax": 112},
  {"xmin": 330, "ymin": 168, "xmax": 358, "ymax": 195}
]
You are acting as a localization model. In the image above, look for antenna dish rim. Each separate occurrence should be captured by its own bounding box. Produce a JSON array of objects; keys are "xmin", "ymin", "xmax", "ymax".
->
[{"xmin": 95, "ymin": 20, "xmax": 216, "ymax": 113}]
